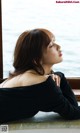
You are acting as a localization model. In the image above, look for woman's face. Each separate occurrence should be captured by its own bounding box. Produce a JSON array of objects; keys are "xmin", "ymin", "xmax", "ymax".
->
[{"xmin": 41, "ymin": 35, "xmax": 63, "ymax": 66}]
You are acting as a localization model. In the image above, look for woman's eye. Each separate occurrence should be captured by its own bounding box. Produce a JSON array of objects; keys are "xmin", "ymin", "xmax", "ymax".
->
[
  {"xmin": 49, "ymin": 44, "xmax": 54, "ymax": 48},
  {"xmin": 50, "ymin": 45, "xmax": 53, "ymax": 48}
]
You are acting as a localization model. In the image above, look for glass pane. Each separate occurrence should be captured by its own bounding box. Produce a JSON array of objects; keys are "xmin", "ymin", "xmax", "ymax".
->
[{"xmin": 2, "ymin": 0, "xmax": 80, "ymax": 78}]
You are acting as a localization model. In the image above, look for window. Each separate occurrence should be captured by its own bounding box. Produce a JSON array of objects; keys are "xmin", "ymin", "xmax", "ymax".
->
[{"xmin": 2, "ymin": 0, "xmax": 80, "ymax": 78}]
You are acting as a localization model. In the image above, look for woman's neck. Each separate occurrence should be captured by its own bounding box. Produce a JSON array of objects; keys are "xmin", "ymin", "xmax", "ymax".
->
[
  {"xmin": 27, "ymin": 65, "xmax": 53, "ymax": 76},
  {"xmin": 42, "ymin": 65, "xmax": 53, "ymax": 75}
]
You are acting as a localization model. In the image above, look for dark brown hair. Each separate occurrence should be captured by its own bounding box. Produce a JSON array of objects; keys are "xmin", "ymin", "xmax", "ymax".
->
[{"xmin": 9, "ymin": 28, "xmax": 51, "ymax": 78}]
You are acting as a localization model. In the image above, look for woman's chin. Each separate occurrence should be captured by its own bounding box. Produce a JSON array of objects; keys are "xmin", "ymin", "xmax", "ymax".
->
[
  {"xmin": 59, "ymin": 59, "xmax": 63, "ymax": 63},
  {"xmin": 54, "ymin": 59, "xmax": 63, "ymax": 64}
]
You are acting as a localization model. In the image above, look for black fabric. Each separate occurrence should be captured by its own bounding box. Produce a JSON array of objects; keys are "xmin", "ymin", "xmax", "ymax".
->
[{"xmin": 0, "ymin": 72, "xmax": 80, "ymax": 123}]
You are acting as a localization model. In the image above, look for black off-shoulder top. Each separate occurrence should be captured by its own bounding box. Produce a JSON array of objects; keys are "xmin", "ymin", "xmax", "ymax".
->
[{"xmin": 0, "ymin": 73, "xmax": 80, "ymax": 123}]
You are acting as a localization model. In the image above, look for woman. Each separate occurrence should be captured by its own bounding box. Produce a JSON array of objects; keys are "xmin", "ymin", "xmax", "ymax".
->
[{"xmin": 0, "ymin": 28, "xmax": 80, "ymax": 123}]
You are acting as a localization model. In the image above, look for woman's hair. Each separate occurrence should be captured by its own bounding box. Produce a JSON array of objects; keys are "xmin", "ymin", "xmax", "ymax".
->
[{"xmin": 9, "ymin": 28, "xmax": 52, "ymax": 78}]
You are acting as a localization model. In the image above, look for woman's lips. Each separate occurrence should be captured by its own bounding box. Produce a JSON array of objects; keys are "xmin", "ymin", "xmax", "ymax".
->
[{"xmin": 59, "ymin": 53, "xmax": 62, "ymax": 56}]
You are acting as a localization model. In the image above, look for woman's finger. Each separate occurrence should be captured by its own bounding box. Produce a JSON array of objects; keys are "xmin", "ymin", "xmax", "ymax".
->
[
  {"xmin": 52, "ymin": 75, "xmax": 61, "ymax": 87},
  {"xmin": 55, "ymin": 75, "xmax": 60, "ymax": 87}
]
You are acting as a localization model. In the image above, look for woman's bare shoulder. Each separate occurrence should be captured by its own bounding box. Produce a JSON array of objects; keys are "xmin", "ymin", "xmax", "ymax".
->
[
  {"xmin": 20, "ymin": 72, "xmax": 49, "ymax": 86},
  {"xmin": 0, "ymin": 71, "xmax": 50, "ymax": 88}
]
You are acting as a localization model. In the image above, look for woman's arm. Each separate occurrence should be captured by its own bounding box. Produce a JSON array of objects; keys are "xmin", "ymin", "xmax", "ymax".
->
[{"xmin": 43, "ymin": 75, "xmax": 80, "ymax": 120}]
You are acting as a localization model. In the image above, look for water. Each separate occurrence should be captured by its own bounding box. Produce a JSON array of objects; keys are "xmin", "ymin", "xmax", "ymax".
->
[{"xmin": 2, "ymin": 0, "xmax": 80, "ymax": 78}]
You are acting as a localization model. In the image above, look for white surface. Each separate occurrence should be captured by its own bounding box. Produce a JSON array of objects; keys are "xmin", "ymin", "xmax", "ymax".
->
[{"xmin": 9, "ymin": 129, "xmax": 80, "ymax": 133}]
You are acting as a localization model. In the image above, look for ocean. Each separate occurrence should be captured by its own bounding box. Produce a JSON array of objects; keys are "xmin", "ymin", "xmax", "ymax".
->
[{"xmin": 2, "ymin": 0, "xmax": 80, "ymax": 78}]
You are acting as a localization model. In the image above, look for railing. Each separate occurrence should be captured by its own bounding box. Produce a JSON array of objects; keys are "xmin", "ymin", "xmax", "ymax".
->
[{"xmin": 67, "ymin": 78, "xmax": 80, "ymax": 89}]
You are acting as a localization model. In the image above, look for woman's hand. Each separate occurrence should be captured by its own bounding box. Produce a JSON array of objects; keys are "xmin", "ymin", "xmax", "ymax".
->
[{"xmin": 51, "ymin": 74, "xmax": 61, "ymax": 87}]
